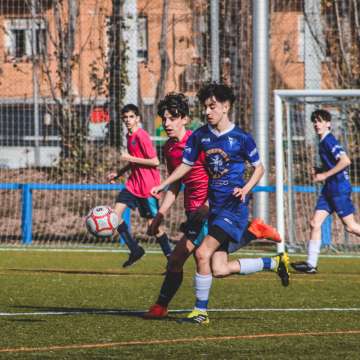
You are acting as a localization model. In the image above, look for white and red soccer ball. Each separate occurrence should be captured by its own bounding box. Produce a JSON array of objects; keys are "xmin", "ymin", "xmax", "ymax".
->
[{"xmin": 85, "ymin": 206, "xmax": 119, "ymax": 238}]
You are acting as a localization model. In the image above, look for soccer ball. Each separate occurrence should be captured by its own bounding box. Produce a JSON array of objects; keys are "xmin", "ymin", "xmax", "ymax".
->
[{"xmin": 85, "ymin": 205, "xmax": 119, "ymax": 238}]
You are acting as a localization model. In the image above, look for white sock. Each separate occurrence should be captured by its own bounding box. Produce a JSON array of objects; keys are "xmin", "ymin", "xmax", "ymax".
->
[
  {"xmin": 194, "ymin": 272, "xmax": 212, "ymax": 311},
  {"xmin": 307, "ymin": 239, "xmax": 321, "ymax": 267},
  {"xmin": 239, "ymin": 258, "xmax": 275, "ymax": 274}
]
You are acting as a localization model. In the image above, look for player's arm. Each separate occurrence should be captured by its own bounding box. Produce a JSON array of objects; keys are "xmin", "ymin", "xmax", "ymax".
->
[
  {"xmin": 120, "ymin": 152, "xmax": 160, "ymax": 167},
  {"xmin": 233, "ymin": 163, "xmax": 265, "ymax": 201},
  {"xmin": 314, "ymin": 153, "xmax": 351, "ymax": 182},
  {"xmin": 147, "ymin": 181, "xmax": 181, "ymax": 236},
  {"xmin": 151, "ymin": 163, "xmax": 192, "ymax": 196},
  {"xmin": 107, "ymin": 164, "xmax": 131, "ymax": 183},
  {"xmin": 159, "ymin": 182, "xmax": 182, "ymax": 214}
]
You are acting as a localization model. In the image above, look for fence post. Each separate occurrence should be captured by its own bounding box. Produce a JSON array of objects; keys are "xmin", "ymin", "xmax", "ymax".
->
[
  {"xmin": 321, "ymin": 215, "xmax": 332, "ymax": 247},
  {"xmin": 21, "ymin": 184, "xmax": 33, "ymax": 245}
]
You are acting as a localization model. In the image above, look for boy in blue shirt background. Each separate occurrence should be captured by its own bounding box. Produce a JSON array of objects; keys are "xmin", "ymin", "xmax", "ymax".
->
[{"xmin": 291, "ymin": 109, "xmax": 360, "ymax": 274}]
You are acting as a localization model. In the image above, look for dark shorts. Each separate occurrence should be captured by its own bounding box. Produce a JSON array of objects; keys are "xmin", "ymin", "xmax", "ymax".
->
[
  {"xmin": 208, "ymin": 224, "xmax": 252, "ymax": 254},
  {"xmin": 115, "ymin": 188, "xmax": 159, "ymax": 219},
  {"xmin": 315, "ymin": 192, "xmax": 355, "ymax": 218},
  {"xmin": 207, "ymin": 204, "xmax": 249, "ymax": 253},
  {"xmin": 180, "ymin": 211, "xmax": 208, "ymax": 247}
]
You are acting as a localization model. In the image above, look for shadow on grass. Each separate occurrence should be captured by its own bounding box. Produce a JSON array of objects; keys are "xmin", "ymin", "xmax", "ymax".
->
[
  {"xmin": 6, "ymin": 268, "xmax": 163, "ymax": 276},
  {"xmin": 10, "ymin": 305, "xmax": 186, "ymax": 322},
  {"xmin": 6, "ymin": 318, "xmax": 47, "ymax": 323}
]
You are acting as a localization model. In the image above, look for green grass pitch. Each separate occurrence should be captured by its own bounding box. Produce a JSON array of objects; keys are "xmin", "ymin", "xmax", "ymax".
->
[{"xmin": 0, "ymin": 249, "xmax": 360, "ymax": 359}]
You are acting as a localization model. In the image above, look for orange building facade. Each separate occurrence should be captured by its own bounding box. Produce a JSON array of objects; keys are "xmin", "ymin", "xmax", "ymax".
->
[{"xmin": 0, "ymin": 1, "xmax": 332, "ymax": 104}]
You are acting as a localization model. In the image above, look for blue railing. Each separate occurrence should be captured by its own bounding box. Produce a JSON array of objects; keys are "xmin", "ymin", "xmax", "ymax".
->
[
  {"xmin": 0, "ymin": 183, "xmax": 129, "ymax": 244},
  {"xmin": 1, "ymin": 183, "xmax": 359, "ymax": 245}
]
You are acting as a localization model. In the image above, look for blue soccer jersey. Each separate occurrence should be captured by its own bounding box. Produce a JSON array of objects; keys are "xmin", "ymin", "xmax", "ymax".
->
[
  {"xmin": 182, "ymin": 124, "xmax": 260, "ymax": 245},
  {"xmin": 319, "ymin": 132, "xmax": 351, "ymax": 195}
]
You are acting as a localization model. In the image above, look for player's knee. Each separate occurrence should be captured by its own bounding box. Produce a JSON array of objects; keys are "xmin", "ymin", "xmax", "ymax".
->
[
  {"xmin": 212, "ymin": 267, "xmax": 229, "ymax": 278},
  {"xmin": 195, "ymin": 248, "xmax": 211, "ymax": 264},
  {"xmin": 310, "ymin": 219, "xmax": 321, "ymax": 231}
]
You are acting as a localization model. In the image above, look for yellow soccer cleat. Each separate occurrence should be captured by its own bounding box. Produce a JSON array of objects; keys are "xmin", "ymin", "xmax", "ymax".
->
[
  {"xmin": 178, "ymin": 309, "xmax": 210, "ymax": 325},
  {"xmin": 274, "ymin": 251, "xmax": 290, "ymax": 287}
]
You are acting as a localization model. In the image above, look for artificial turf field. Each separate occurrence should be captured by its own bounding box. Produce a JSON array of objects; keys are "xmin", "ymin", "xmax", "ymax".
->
[{"xmin": 0, "ymin": 249, "xmax": 360, "ymax": 359}]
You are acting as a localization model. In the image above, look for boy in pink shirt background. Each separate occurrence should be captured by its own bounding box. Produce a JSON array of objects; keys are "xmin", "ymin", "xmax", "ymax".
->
[{"xmin": 107, "ymin": 104, "xmax": 171, "ymax": 267}]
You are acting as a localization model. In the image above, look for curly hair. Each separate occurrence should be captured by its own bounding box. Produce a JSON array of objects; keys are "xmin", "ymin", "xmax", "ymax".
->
[
  {"xmin": 157, "ymin": 92, "xmax": 190, "ymax": 118},
  {"xmin": 197, "ymin": 83, "xmax": 235, "ymax": 107}
]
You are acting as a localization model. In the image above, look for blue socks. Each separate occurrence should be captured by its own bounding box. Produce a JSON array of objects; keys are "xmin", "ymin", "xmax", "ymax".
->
[{"xmin": 117, "ymin": 221, "xmax": 140, "ymax": 253}]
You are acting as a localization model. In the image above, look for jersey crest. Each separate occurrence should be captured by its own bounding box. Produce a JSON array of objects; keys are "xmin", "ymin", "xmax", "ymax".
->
[{"xmin": 206, "ymin": 148, "xmax": 230, "ymax": 179}]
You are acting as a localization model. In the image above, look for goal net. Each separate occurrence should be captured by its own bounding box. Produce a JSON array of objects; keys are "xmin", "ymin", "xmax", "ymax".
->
[{"xmin": 275, "ymin": 90, "xmax": 360, "ymax": 254}]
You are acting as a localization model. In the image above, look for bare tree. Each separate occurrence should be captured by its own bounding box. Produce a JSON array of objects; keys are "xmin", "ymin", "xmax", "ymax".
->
[
  {"xmin": 306, "ymin": 0, "xmax": 360, "ymax": 88},
  {"xmin": 151, "ymin": 0, "xmax": 170, "ymax": 126}
]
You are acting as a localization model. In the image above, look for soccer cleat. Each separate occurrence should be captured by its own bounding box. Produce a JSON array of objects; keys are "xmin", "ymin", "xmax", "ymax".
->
[
  {"xmin": 274, "ymin": 252, "xmax": 290, "ymax": 287},
  {"xmin": 177, "ymin": 309, "xmax": 209, "ymax": 325},
  {"xmin": 248, "ymin": 218, "xmax": 281, "ymax": 242},
  {"xmin": 122, "ymin": 247, "xmax": 145, "ymax": 268},
  {"xmin": 143, "ymin": 304, "xmax": 168, "ymax": 319},
  {"xmin": 291, "ymin": 261, "xmax": 318, "ymax": 274}
]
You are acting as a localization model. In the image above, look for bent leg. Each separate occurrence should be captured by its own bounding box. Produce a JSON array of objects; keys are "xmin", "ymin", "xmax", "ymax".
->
[
  {"xmin": 211, "ymin": 251, "xmax": 239, "ymax": 278},
  {"xmin": 341, "ymin": 214, "xmax": 360, "ymax": 236}
]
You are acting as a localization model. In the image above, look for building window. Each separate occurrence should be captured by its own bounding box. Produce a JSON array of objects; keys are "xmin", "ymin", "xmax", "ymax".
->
[
  {"xmin": 137, "ymin": 15, "xmax": 148, "ymax": 62},
  {"xmin": 4, "ymin": 18, "xmax": 47, "ymax": 60}
]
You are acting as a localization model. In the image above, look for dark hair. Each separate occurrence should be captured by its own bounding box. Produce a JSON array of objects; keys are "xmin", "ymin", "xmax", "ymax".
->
[
  {"xmin": 157, "ymin": 92, "xmax": 189, "ymax": 118},
  {"xmin": 311, "ymin": 109, "xmax": 331, "ymax": 123},
  {"xmin": 197, "ymin": 83, "xmax": 236, "ymax": 107},
  {"xmin": 121, "ymin": 103, "xmax": 140, "ymax": 117}
]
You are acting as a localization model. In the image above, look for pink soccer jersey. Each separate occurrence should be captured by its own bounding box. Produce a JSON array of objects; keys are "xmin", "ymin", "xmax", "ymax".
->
[
  {"xmin": 125, "ymin": 127, "xmax": 161, "ymax": 198},
  {"xmin": 164, "ymin": 130, "xmax": 208, "ymax": 211}
]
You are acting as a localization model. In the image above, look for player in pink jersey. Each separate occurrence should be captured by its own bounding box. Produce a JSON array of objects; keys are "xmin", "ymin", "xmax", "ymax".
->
[
  {"xmin": 107, "ymin": 104, "xmax": 171, "ymax": 268},
  {"xmin": 144, "ymin": 93, "xmax": 282, "ymax": 319}
]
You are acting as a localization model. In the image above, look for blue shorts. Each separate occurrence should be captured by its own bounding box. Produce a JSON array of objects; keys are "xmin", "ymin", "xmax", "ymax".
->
[
  {"xmin": 180, "ymin": 211, "xmax": 208, "ymax": 247},
  {"xmin": 115, "ymin": 188, "xmax": 158, "ymax": 219},
  {"xmin": 208, "ymin": 204, "xmax": 249, "ymax": 253},
  {"xmin": 315, "ymin": 192, "xmax": 355, "ymax": 218}
]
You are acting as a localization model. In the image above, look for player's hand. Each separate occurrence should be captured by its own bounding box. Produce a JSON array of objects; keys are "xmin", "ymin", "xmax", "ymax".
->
[
  {"xmin": 120, "ymin": 152, "xmax": 131, "ymax": 162},
  {"xmin": 314, "ymin": 173, "xmax": 327, "ymax": 182},
  {"xmin": 191, "ymin": 204, "xmax": 209, "ymax": 222},
  {"xmin": 147, "ymin": 212, "xmax": 164, "ymax": 236},
  {"xmin": 151, "ymin": 185, "xmax": 165, "ymax": 197},
  {"xmin": 233, "ymin": 187, "xmax": 249, "ymax": 202},
  {"xmin": 107, "ymin": 172, "xmax": 118, "ymax": 184},
  {"xmin": 313, "ymin": 166, "xmax": 322, "ymax": 175}
]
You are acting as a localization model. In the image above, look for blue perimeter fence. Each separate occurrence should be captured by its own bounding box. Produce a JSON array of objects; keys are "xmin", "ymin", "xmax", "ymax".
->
[{"xmin": 0, "ymin": 183, "xmax": 359, "ymax": 246}]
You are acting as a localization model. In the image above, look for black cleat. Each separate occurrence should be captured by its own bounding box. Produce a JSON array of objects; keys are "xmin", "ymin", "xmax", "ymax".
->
[
  {"xmin": 122, "ymin": 247, "xmax": 145, "ymax": 268},
  {"xmin": 291, "ymin": 261, "xmax": 318, "ymax": 274},
  {"xmin": 275, "ymin": 252, "xmax": 290, "ymax": 287}
]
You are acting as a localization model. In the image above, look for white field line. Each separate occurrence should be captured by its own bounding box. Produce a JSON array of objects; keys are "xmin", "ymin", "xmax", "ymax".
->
[
  {"xmin": 1, "ymin": 307, "xmax": 360, "ymax": 317},
  {"xmin": 0, "ymin": 247, "xmax": 360, "ymax": 259}
]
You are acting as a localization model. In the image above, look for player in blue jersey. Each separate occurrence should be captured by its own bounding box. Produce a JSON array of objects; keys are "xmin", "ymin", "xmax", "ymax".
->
[
  {"xmin": 151, "ymin": 83, "xmax": 289, "ymax": 324},
  {"xmin": 291, "ymin": 109, "xmax": 360, "ymax": 274}
]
